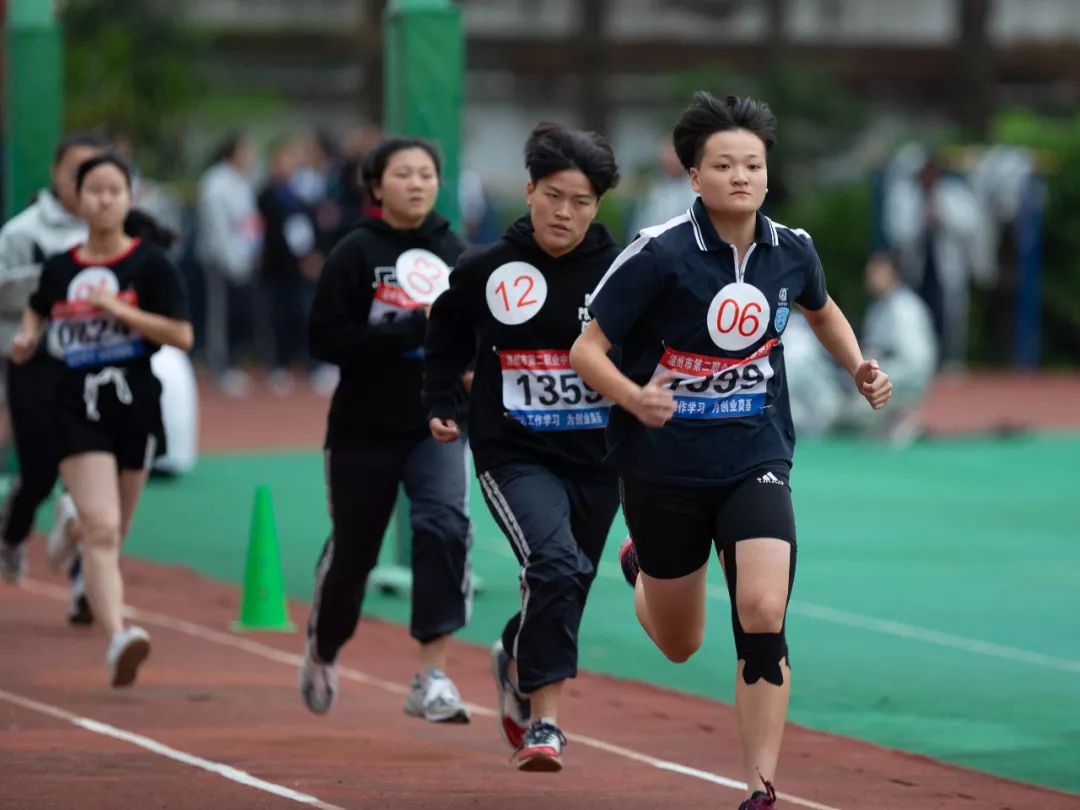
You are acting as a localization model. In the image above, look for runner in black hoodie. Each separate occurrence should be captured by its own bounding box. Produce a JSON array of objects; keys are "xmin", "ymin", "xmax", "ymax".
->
[
  {"xmin": 423, "ymin": 123, "xmax": 621, "ymax": 771},
  {"xmin": 300, "ymin": 137, "xmax": 473, "ymax": 725}
]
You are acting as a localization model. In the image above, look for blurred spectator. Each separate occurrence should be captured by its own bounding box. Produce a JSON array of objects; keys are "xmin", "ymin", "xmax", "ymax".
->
[
  {"xmin": 459, "ymin": 167, "xmax": 501, "ymax": 243},
  {"xmin": 787, "ymin": 252, "xmax": 936, "ymax": 445},
  {"xmin": 626, "ymin": 138, "xmax": 697, "ymax": 240},
  {"xmin": 195, "ymin": 132, "xmax": 262, "ymax": 396},
  {"xmin": 882, "ymin": 145, "xmax": 994, "ymax": 370},
  {"xmin": 257, "ymin": 138, "xmax": 323, "ymax": 395}
]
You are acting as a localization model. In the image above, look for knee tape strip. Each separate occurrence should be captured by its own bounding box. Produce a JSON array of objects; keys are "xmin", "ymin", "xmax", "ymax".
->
[{"xmin": 735, "ymin": 630, "xmax": 789, "ymax": 686}]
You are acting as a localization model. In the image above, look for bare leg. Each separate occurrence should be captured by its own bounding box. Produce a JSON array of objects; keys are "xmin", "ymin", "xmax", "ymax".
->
[
  {"xmin": 529, "ymin": 679, "xmax": 564, "ymax": 723},
  {"xmin": 59, "ymin": 453, "xmax": 123, "ymax": 638},
  {"xmin": 727, "ymin": 538, "xmax": 792, "ymax": 797},
  {"xmin": 419, "ymin": 634, "xmax": 449, "ymax": 672},
  {"xmin": 117, "ymin": 467, "xmax": 151, "ymax": 542},
  {"xmin": 634, "ymin": 563, "xmax": 709, "ymax": 663}
]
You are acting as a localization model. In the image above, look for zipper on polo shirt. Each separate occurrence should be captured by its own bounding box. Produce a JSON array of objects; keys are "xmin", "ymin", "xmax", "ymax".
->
[{"xmin": 729, "ymin": 243, "xmax": 757, "ymax": 284}]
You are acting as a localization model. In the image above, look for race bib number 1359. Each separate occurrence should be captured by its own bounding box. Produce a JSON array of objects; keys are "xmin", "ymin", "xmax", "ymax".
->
[{"xmin": 501, "ymin": 349, "xmax": 609, "ymax": 431}]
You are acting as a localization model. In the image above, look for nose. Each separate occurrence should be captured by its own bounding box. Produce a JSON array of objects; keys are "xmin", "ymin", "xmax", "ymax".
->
[{"xmin": 554, "ymin": 199, "xmax": 572, "ymax": 220}]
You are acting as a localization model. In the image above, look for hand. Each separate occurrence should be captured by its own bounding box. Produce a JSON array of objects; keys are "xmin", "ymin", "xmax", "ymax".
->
[
  {"xmin": 628, "ymin": 374, "xmax": 677, "ymax": 428},
  {"xmin": 300, "ymin": 252, "xmax": 324, "ymax": 281},
  {"xmin": 429, "ymin": 417, "xmax": 461, "ymax": 443},
  {"xmin": 88, "ymin": 281, "xmax": 117, "ymax": 311},
  {"xmin": 460, "ymin": 370, "xmax": 474, "ymax": 393},
  {"xmin": 10, "ymin": 332, "xmax": 38, "ymax": 365},
  {"xmin": 854, "ymin": 359, "xmax": 892, "ymax": 410}
]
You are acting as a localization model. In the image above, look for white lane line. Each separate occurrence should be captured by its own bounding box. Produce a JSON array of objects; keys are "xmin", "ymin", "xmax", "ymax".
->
[
  {"xmin": 0, "ymin": 686, "xmax": 348, "ymax": 810},
  {"xmin": 19, "ymin": 579, "xmax": 838, "ymax": 810},
  {"xmin": 476, "ymin": 539, "xmax": 1080, "ymax": 674}
]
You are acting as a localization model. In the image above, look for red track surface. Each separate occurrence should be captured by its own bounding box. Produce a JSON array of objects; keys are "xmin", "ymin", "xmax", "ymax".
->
[{"xmin": 2, "ymin": 547, "xmax": 1077, "ymax": 810}]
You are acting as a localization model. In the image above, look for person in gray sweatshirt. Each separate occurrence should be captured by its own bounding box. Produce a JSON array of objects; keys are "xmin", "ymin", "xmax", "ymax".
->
[
  {"xmin": 0, "ymin": 132, "xmax": 107, "ymax": 621},
  {"xmin": 195, "ymin": 133, "xmax": 262, "ymax": 396}
]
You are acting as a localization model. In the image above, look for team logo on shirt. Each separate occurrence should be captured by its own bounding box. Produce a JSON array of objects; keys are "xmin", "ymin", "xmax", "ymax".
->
[{"xmin": 774, "ymin": 287, "xmax": 789, "ymax": 334}]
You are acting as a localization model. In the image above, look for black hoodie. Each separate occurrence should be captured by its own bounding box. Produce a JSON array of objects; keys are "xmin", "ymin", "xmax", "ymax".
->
[
  {"xmin": 423, "ymin": 217, "xmax": 620, "ymax": 480},
  {"xmin": 309, "ymin": 212, "xmax": 465, "ymax": 447}
]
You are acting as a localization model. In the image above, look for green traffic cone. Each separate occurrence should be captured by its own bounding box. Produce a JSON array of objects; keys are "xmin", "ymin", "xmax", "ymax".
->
[{"xmin": 233, "ymin": 485, "xmax": 295, "ymax": 632}]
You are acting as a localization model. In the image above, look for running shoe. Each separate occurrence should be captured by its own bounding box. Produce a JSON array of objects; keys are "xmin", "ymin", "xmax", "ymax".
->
[
  {"xmin": 490, "ymin": 639, "xmax": 530, "ymax": 750},
  {"xmin": 737, "ymin": 779, "xmax": 777, "ymax": 809},
  {"xmin": 67, "ymin": 575, "xmax": 94, "ymax": 626},
  {"xmin": 0, "ymin": 541, "xmax": 26, "ymax": 584},
  {"xmin": 46, "ymin": 493, "xmax": 79, "ymax": 572},
  {"xmin": 512, "ymin": 719, "xmax": 567, "ymax": 772},
  {"xmin": 106, "ymin": 626, "xmax": 151, "ymax": 687},
  {"xmin": 618, "ymin": 536, "xmax": 640, "ymax": 587},
  {"xmin": 299, "ymin": 640, "xmax": 337, "ymax": 715},
  {"xmin": 403, "ymin": 667, "xmax": 470, "ymax": 723}
]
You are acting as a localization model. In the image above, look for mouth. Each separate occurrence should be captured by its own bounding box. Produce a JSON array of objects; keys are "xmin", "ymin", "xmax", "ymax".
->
[
  {"xmin": 730, "ymin": 191, "xmax": 751, "ymax": 197},
  {"xmin": 550, "ymin": 224, "xmax": 571, "ymax": 235}
]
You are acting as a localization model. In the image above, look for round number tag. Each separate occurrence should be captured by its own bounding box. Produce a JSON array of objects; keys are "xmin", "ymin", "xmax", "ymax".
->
[
  {"xmin": 706, "ymin": 282, "xmax": 771, "ymax": 351},
  {"xmin": 67, "ymin": 267, "xmax": 119, "ymax": 302},
  {"xmin": 486, "ymin": 262, "xmax": 548, "ymax": 325},
  {"xmin": 396, "ymin": 249, "xmax": 451, "ymax": 305}
]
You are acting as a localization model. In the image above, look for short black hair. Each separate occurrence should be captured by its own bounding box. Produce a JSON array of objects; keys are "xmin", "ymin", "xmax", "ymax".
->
[
  {"xmin": 208, "ymin": 131, "xmax": 249, "ymax": 168},
  {"xmin": 673, "ymin": 93, "xmax": 777, "ymax": 171},
  {"xmin": 361, "ymin": 137, "xmax": 442, "ymax": 200},
  {"xmin": 75, "ymin": 153, "xmax": 133, "ymax": 193},
  {"xmin": 124, "ymin": 208, "xmax": 177, "ymax": 249},
  {"xmin": 53, "ymin": 132, "xmax": 109, "ymax": 165},
  {"xmin": 524, "ymin": 123, "xmax": 620, "ymax": 197}
]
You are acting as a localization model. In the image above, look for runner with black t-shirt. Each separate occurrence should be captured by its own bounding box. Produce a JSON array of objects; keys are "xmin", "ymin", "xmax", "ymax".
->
[
  {"xmin": 13, "ymin": 154, "xmax": 193, "ymax": 688},
  {"xmin": 423, "ymin": 123, "xmax": 621, "ymax": 772},
  {"xmin": 298, "ymin": 137, "xmax": 473, "ymax": 725},
  {"xmin": 570, "ymin": 94, "xmax": 892, "ymax": 808}
]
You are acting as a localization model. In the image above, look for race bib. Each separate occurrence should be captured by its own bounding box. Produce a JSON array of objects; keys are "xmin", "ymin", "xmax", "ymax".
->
[
  {"xmin": 396, "ymin": 249, "xmax": 450, "ymax": 305},
  {"xmin": 707, "ymin": 282, "xmax": 770, "ymax": 351},
  {"xmin": 369, "ymin": 272, "xmax": 424, "ymax": 325},
  {"xmin": 50, "ymin": 291, "xmax": 144, "ymax": 368},
  {"xmin": 656, "ymin": 339, "xmax": 778, "ymax": 420},
  {"xmin": 500, "ymin": 349, "xmax": 610, "ymax": 431},
  {"xmin": 486, "ymin": 262, "xmax": 547, "ymax": 326}
]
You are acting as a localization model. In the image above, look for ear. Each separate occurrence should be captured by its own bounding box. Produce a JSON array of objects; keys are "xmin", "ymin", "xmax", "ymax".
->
[
  {"xmin": 525, "ymin": 180, "xmax": 535, "ymax": 207},
  {"xmin": 688, "ymin": 166, "xmax": 701, "ymax": 194},
  {"xmin": 369, "ymin": 179, "xmax": 382, "ymax": 204}
]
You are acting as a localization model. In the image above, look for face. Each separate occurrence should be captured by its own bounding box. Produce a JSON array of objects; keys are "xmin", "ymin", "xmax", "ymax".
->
[
  {"xmin": 53, "ymin": 145, "xmax": 105, "ymax": 214},
  {"xmin": 270, "ymin": 143, "xmax": 300, "ymax": 181},
  {"xmin": 689, "ymin": 129, "xmax": 767, "ymax": 219},
  {"xmin": 232, "ymin": 138, "xmax": 256, "ymax": 175},
  {"xmin": 526, "ymin": 169, "xmax": 599, "ymax": 258},
  {"xmin": 77, "ymin": 163, "xmax": 131, "ymax": 232},
  {"xmin": 865, "ymin": 255, "xmax": 898, "ymax": 297},
  {"xmin": 374, "ymin": 147, "xmax": 439, "ymax": 226}
]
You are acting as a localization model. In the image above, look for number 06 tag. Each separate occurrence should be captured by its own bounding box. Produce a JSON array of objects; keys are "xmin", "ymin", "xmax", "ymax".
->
[
  {"xmin": 706, "ymin": 282, "xmax": 771, "ymax": 351},
  {"xmin": 396, "ymin": 249, "xmax": 451, "ymax": 305}
]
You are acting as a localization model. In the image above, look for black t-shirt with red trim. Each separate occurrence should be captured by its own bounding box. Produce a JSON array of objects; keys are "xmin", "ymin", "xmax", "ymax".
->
[
  {"xmin": 30, "ymin": 239, "xmax": 190, "ymax": 379},
  {"xmin": 589, "ymin": 199, "xmax": 828, "ymax": 486}
]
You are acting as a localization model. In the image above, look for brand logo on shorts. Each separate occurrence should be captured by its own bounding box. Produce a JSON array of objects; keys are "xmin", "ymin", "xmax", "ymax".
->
[{"xmin": 757, "ymin": 471, "xmax": 784, "ymax": 486}]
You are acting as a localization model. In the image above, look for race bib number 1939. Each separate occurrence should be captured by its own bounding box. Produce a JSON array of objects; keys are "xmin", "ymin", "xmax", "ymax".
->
[{"xmin": 501, "ymin": 349, "xmax": 610, "ymax": 431}]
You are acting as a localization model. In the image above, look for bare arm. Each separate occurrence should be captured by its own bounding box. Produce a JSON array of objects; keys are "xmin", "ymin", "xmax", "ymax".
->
[
  {"xmin": 10, "ymin": 307, "xmax": 45, "ymax": 364},
  {"xmin": 569, "ymin": 320, "xmax": 675, "ymax": 428},
  {"xmin": 92, "ymin": 287, "xmax": 193, "ymax": 352},
  {"xmin": 802, "ymin": 296, "xmax": 892, "ymax": 409}
]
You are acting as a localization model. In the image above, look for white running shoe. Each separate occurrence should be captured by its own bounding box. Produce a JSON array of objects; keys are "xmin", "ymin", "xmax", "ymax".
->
[
  {"xmin": 106, "ymin": 626, "xmax": 151, "ymax": 687},
  {"xmin": 46, "ymin": 494, "xmax": 79, "ymax": 572},
  {"xmin": 491, "ymin": 640, "xmax": 530, "ymax": 749},
  {"xmin": 299, "ymin": 641, "xmax": 337, "ymax": 715},
  {"xmin": 403, "ymin": 667, "xmax": 470, "ymax": 724},
  {"xmin": 0, "ymin": 540, "xmax": 26, "ymax": 584}
]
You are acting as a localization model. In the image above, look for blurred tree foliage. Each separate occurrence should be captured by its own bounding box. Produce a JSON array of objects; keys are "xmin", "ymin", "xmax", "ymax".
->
[
  {"xmin": 61, "ymin": 0, "xmax": 282, "ymax": 181},
  {"xmin": 990, "ymin": 109, "xmax": 1080, "ymax": 366}
]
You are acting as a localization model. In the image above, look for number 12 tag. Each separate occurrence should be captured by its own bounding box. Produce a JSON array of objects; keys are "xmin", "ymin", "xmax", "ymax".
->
[
  {"xmin": 486, "ymin": 262, "xmax": 548, "ymax": 325},
  {"xmin": 396, "ymin": 249, "xmax": 451, "ymax": 305}
]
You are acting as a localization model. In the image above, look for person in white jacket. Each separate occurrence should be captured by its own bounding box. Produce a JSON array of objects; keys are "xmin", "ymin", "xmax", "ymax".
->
[
  {"xmin": 195, "ymin": 133, "xmax": 262, "ymax": 396},
  {"xmin": 883, "ymin": 147, "xmax": 995, "ymax": 370},
  {"xmin": 0, "ymin": 133, "xmax": 106, "ymax": 612}
]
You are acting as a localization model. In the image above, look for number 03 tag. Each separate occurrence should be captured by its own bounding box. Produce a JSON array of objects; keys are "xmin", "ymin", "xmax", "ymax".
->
[
  {"xmin": 486, "ymin": 262, "xmax": 548, "ymax": 325},
  {"xmin": 396, "ymin": 249, "xmax": 451, "ymax": 305},
  {"xmin": 706, "ymin": 282, "xmax": 771, "ymax": 351}
]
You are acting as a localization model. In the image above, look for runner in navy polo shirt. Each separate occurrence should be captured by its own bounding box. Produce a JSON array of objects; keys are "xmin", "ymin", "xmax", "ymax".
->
[{"xmin": 570, "ymin": 93, "xmax": 892, "ymax": 808}]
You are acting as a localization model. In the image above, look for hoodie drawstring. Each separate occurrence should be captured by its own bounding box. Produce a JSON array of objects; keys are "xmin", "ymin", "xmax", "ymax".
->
[{"xmin": 83, "ymin": 366, "xmax": 132, "ymax": 422}]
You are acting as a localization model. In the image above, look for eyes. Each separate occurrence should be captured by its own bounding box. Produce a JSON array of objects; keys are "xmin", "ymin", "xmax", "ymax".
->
[
  {"xmin": 713, "ymin": 162, "xmax": 763, "ymax": 172},
  {"xmin": 544, "ymin": 190, "xmax": 593, "ymax": 208},
  {"xmin": 391, "ymin": 169, "xmax": 437, "ymax": 182}
]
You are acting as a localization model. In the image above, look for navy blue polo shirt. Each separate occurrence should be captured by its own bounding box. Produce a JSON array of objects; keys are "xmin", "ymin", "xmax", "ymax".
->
[{"xmin": 588, "ymin": 197, "xmax": 828, "ymax": 485}]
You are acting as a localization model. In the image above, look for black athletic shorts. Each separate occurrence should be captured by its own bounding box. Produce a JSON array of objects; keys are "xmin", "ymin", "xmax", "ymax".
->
[
  {"xmin": 620, "ymin": 467, "xmax": 797, "ymax": 580},
  {"xmin": 56, "ymin": 366, "xmax": 166, "ymax": 471}
]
